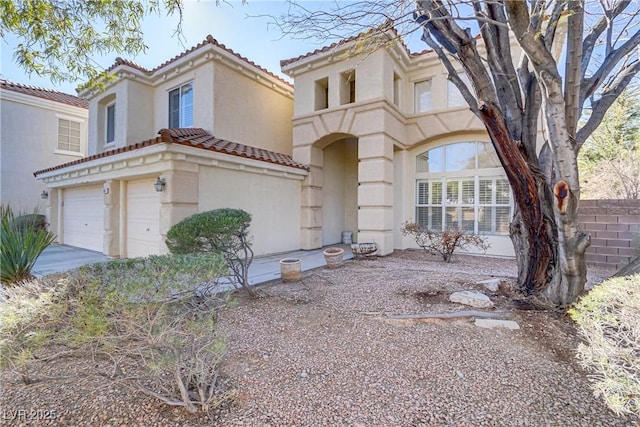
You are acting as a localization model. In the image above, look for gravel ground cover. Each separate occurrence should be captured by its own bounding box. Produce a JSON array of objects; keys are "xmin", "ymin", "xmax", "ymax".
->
[{"xmin": 1, "ymin": 251, "xmax": 637, "ymax": 426}]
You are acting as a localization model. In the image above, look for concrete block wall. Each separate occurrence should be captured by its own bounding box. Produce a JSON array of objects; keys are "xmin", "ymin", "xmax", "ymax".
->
[{"xmin": 578, "ymin": 199, "xmax": 640, "ymax": 269}]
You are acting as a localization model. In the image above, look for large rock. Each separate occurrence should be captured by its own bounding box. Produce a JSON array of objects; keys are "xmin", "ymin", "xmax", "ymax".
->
[
  {"xmin": 449, "ymin": 291, "xmax": 494, "ymax": 308},
  {"xmin": 476, "ymin": 278, "xmax": 502, "ymax": 292},
  {"xmin": 474, "ymin": 319, "xmax": 520, "ymax": 330}
]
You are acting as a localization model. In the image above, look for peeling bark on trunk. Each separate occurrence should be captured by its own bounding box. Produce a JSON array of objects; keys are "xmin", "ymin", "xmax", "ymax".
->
[
  {"xmin": 478, "ymin": 102, "xmax": 555, "ymax": 295},
  {"xmin": 413, "ymin": 0, "xmax": 638, "ymax": 306}
]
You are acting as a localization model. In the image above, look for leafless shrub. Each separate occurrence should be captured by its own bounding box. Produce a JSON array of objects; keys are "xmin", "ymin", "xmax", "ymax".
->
[
  {"xmin": 401, "ymin": 221, "xmax": 489, "ymax": 263},
  {"xmin": 0, "ymin": 254, "xmax": 234, "ymax": 415}
]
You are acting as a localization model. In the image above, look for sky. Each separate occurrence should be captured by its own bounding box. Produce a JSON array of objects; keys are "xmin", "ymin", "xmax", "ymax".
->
[
  {"xmin": 0, "ymin": 1, "xmax": 426, "ymax": 96},
  {"xmin": 0, "ymin": 1, "xmax": 307, "ymax": 94}
]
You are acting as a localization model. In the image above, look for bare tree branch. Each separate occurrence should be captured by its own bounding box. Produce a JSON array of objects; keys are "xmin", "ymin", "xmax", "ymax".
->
[
  {"xmin": 581, "ymin": 0, "xmax": 633, "ymax": 78},
  {"xmin": 580, "ymin": 29, "xmax": 640, "ymax": 104},
  {"xmin": 577, "ymin": 59, "xmax": 640, "ymax": 147},
  {"xmin": 564, "ymin": 0, "xmax": 584, "ymax": 138}
]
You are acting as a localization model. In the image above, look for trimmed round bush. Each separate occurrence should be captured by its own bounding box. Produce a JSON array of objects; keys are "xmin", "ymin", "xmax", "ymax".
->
[{"xmin": 165, "ymin": 208, "xmax": 251, "ymax": 255}]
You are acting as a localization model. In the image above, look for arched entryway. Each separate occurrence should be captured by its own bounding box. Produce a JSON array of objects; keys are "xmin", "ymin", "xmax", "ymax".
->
[{"xmin": 322, "ymin": 137, "xmax": 358, "ymax": 245}]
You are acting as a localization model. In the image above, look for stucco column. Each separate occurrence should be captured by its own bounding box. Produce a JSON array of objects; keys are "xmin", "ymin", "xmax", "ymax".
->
[
  {"xmin": 294, "ymin": 144, "xmax": 323, "ymax": 250},
  {"xmin": 358, "ymin": 134, "xmax": 394, "ymax": 255},
  {"xmin": 159, "ymin": 168, "xmax": 199, "ymax": 254},
  {"xmin": 103, "ymin": 180, "xmax": 120, "ymax": 257},
  {"xmin": 46, "ymin": 188, "xmax": 60, "ymax": 243}
]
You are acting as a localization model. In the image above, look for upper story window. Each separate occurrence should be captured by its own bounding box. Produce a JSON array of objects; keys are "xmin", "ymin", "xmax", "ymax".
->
[
  {"xmin": 340, "ymin": 70, "xmax": 355, "ymax": 105},
  {"xmin": 106, "ymin": 103, "xmax": 115, "ymax": 144},
  {"xmin": 169, "ymin": 82, "xmax": 193, "ymax": 128},
  {"xmin": 415, "ymin": 142, "xmax": 510, "ymax": 235},
  {"xmin": 447, "ymin": 73, "xmax": 471, "ymax": 108},
  {"xmin": 414, "ymin": 79, "xmax": 432, "ymax": 113},
  {"xmin": 314, "ymin": 77, "xmax": 329, "ymax": 111},
  {"xmin": 57, "ymin": 118, "xmax": 81, "ymax": 153},
  {"xmin": 393, "ymin": 73, "xmax": 401, "ymax": 107}
]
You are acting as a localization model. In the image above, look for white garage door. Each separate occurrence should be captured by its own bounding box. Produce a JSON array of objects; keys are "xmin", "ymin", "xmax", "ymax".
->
[
  {"xmin": 126, "ymin": 178, "xmax": 161, "ymax": 258},
  {"xmin": 63, "ymin": 185, "xmax": 104, "ymax": 252}
]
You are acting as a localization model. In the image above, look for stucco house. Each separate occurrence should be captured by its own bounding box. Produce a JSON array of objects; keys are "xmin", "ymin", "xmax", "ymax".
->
[
  {"xmin": 281, "ymin": 34, "xmax": 532, "ymax": 257},
  {"xmin": 1, "ymin": 80, "xmax": 88, "ymax": 210},
  {"xmin": 36, "ymin": 32, "xmax": 547, "ymax": 259},
  {"xmin": 34, "ymin": 36, "xmax": 305, "ymax": 258}
]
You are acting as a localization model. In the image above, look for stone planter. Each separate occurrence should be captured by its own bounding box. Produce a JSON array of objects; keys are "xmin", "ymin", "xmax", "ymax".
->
[
  {"xmin": 280, "ymin": 258, "xmax": 302, "ymax": 282},
  {"xmin": 323, "ymin": 247, "xmax": 344, "ymax": 269},
  {"xmin": 351, "ymin": 242, "xmax": 378, "ymax": 259}
]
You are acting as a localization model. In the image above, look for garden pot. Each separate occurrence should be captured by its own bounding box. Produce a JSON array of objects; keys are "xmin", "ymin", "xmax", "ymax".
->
[
  {"xmin": 280, "ymin": 258, "xmax": 302, "ymax": 282},
  {"xmin": 323, "ymin": 247, "xmax": 344, "ymax": 269}
]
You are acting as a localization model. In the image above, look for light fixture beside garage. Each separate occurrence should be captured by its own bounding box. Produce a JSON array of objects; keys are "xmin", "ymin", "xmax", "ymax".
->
[
  {"xmin": 153, "ymin": 176, "xmax": 166, "ymax": 192},
  {"xmin": 40, "ymin": 190, "xmax": 48, "ymax": 199}
]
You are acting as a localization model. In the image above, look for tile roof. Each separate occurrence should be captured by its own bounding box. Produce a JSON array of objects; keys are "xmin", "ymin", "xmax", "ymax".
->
[
  {"xmin": 107, "ymin": 35, "xmax": 293, "ymax": 88},
  {"xmin": 0, "ymin": 79, "xmax": 88, "ymax": 109},
  {"xmin": 34, "ymin": 128, "xmax": 308, "ymax": 177},
  {"xmin": 280, "ymin": 26, "xmax": 430, "ymax": 68}
]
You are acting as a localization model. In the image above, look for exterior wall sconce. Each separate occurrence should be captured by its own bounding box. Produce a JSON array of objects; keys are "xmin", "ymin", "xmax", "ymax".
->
[
  {"xmin": 102, "ymin": 187, "xmax": 110, "ymax": 194},
  {"xmin": 40, "ymin": 190, "xmax": 49, "ymax": 199},
  {"xmin": 154, "ymin": 177, "xmax": 166, "ymax": 192}
]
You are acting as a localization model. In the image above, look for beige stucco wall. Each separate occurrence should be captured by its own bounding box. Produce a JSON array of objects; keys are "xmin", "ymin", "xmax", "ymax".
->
[
  {"xmin": 152, "ymin": 61, "xmax": 215, "ymax": 134},
  {"xmin": 198, "ymin": 166, "xmax": 302, "ymax": 257},
  {"xmin": 212, "ymin": 62, "xmax": 293, "ymax": 155},
  {"xmin": 322, "ymin": 138, "xmax": 358, "ymax": 245},
  {"xmin": 86, "ymin": 44, "xmax": 293, "ymax": 157},
  {"xmin": 0, "ymin": 91, "xmax": 88, "ymax": 210},
  {"xmin": 39, "ymin": 143, "xmax": 306, "ymax": 258},
  {"xmin": 285, "ymin": 38, "xmax": 520, "ymax": 258}
]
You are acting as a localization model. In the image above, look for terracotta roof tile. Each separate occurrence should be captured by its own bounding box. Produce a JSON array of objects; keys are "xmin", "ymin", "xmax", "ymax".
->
[
  {"xmin": 280, "ymin": 26, "xmax": 432, "ymax": 68},
  {"xmin": 280, "ymin": 35, "xmax": 360, "ymax": 68},
  {"xmin": 106, "ymin": 35, "xmax": 292, "ymax": 88},
  {"xmin": 280, "ymin": 23, "xmax": 420, "ymax": 67},
  {"xmin": 0, "ymin": 79, "xmax": 88, "ymax": 109},
  {"xmin": 34, "ymin": 129, "xmax": 308, "ymax": 177},
  {"xmin": 165, "ymin": 128, "xmax": 307, "ymax": 170}
]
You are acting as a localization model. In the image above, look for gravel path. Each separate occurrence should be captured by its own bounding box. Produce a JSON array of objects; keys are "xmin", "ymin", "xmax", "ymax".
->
[{"xmin": 1, "ymin": 251, "xmax": 637, "ymax": 426}]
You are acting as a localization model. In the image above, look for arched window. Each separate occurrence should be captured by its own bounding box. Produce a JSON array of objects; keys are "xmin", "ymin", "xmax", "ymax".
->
[{"xmin": 415, "ymin": 141, "xmax": 512, "ymax": 235}]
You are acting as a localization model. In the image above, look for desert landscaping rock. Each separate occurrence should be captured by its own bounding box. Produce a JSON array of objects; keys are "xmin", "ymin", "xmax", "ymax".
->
[
  {"xmin": 476, "ymin": 278, "xmax": 502, "ymax": 292},
  {"xmin": 475, "ymin": 318, "xmax": 521, "ymax": 330},
  {"xmin": 450, "ymin": 290, "xmax": 495, "ymax": 308},
  {"xmin": 1, "ymin": 251, "xmax": 635, "ymax": 426}
]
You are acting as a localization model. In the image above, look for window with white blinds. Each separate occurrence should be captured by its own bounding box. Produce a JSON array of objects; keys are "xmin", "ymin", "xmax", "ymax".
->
[
  {"xmin": 414, "ymin": 79, "xmax": 433, "ymax": 113},
  {"xmin": 447, "ymin": 73, "xmax": 471, "ymax": 108},
  {"xmin": 57, "ymin": 119, "xmax": 81, "ymax": 153},
  {"xmin": 415, "ymin": 141, "xmax": 511, "ymax": 235}
]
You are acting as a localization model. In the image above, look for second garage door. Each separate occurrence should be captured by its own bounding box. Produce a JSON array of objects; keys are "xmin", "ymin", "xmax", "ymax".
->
[
  {"xmin": 126, "ymin": 178, "xmax": 161, "ymax": 258},
  {"xmin": 63, "ymin": 185, "xmax": 104, "ymax": 252}
]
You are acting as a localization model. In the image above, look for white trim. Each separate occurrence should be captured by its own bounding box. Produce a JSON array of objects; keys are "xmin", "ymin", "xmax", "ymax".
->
[
  {"xmin": 53, "ymin": 149, "xmax": 84, "ymax": 157},
  {"xmin": 80, "ymin": 43, "xmax": 294, "ymax": 100},
  {"xmin": 0, "ymin": 88, "xmax": 88, "ymax": 117},
  {"xmin": 105, "ymin": 102, "xmax": 116, "ymax": 145},
  {"xmin": 36, "ymin": 142, "xmax": 308, "ymax": 186},
  {"xmin": 56, "ymin": 116, "xmax": 84, "ymax": 154}
]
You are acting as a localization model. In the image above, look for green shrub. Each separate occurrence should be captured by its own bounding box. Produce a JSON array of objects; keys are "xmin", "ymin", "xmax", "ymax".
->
[
  {"xmin": 0, "ymin": 204, "xmax": 55, "ymax": 284},
  {"xmin": 0, "ymin": 253, "xmax": 234, "ymax": 414},
  {"xmin": 569, "ymin": 274, "xmax": 640, "ymax": 417},
  {"xmin": 400, "ymin": 221, "xmax": 489, "ymax": 263},
  {"xmin": 166, "ymin": 209, "xmax": 256, "ymax": 297}
]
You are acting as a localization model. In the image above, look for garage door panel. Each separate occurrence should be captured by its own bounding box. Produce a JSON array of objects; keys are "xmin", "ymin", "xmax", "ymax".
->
[
  {"xmin": 63, "ymin": 186, "xmax": 104, "ymax": 252},
  {"xmin": 126, "ymin": 179, "xmax": 161, "ymax": 258}
]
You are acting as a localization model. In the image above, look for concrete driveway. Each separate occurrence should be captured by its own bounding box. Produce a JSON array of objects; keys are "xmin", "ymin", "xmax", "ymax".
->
[
  {"xmin": 32, "ymin": 243, "xmax": 355, "ymax": 285},
  {"xmin": 32, "ymin": 244, "xmax": 109, "ymax": 277}
]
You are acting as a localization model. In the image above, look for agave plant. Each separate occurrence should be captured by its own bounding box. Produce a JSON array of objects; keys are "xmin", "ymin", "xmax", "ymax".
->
[{"xmin": 0, "ymin": 204, "xmax": 55, "ymax": 285}]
